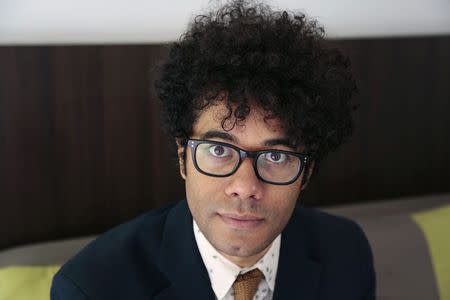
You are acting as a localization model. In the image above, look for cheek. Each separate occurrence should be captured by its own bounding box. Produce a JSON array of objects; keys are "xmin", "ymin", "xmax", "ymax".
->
[
  {"xmin": 268, "ymin": 200, "xmax": 294, "ymax": 224},
  {"xmin": 185, "ymin": 174, "xmax": 205, "ymax": 212},
  {"xmin": 265, "ymin": 186, "xmax": 301, "ymax": 220},
  {"xmin": 185, "ymin": 171, "xmax": 224, "ymax": 221}
]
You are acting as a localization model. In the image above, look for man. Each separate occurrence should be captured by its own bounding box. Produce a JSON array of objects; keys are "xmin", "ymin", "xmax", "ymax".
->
[{"xmin": 51, "ymin": 1, "xmax": 375, "ymax": 299}]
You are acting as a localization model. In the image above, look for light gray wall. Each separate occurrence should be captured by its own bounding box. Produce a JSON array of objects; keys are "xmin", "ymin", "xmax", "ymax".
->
[{"xmin": 1, "ymin": 0, "xmax": 449, "ymax": 45}]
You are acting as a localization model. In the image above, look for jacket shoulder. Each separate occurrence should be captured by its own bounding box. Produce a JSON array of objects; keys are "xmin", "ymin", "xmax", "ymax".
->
[
  {"xmin": 292, "ymin": 207, "xmax": 376, "ymax": 298},
  {"xmin": 294, "ymin": 207, "xmax": 369, "ymax": 243},
  {"xmin": 52, "ymin": 202, "xmax": 178, "ymax": 299}
]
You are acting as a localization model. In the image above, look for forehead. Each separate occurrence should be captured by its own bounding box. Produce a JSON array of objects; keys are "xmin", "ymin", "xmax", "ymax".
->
[{"xmin": 192, "ymin": 102, "xmax": 286, "ymax": 144}]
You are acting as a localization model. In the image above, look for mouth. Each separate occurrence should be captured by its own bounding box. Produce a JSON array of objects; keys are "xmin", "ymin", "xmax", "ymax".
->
[{"xmin": 218, "ymin": 212, "xmax": 264, "ymax": 229}]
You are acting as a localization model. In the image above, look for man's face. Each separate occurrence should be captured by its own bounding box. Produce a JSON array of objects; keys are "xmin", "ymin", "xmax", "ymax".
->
[{"xmin": 179, "ymin": 102, "xmax": 309, "ymax": 266}]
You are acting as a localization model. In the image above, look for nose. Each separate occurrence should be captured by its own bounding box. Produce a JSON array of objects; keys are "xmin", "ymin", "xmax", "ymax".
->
[{"xmin": 224, "ymin": 158, "xmax": 263, "ymax": 200}]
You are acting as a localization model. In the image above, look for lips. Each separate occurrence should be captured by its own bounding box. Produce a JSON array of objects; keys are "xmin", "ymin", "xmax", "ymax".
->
[{"xmin": 219, "ymin": 212, "xmax": 264, "ymax": 229}]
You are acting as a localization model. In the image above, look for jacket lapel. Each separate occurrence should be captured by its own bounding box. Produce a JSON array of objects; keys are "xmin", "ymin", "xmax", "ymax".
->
[
  {"xmin": 155, "ymin": 200, "xmax": 215, "ymax": 299},
  {"xmin": 152, "ymin": 202, "xmax": 321, "ymax": 300},
  {"xmin": 273, "ymin": 207, "xmax": 322, "ymax": 300}
]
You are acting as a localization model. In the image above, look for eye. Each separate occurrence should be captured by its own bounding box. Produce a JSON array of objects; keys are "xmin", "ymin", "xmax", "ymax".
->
[
  {"xmin": 263, "ymin": 152, "xmax": 287, "ymax": 163},
  {"xmin": 208, "ymin": 145, "xmax": 231, "ymax": 157}
]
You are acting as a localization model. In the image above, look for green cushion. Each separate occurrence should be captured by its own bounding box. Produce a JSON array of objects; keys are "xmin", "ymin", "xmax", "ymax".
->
[
  {"xmin": 0, "ymin": 265, "xmax": 60, "ymax": 300},
  {"xmin": 413, "ymin": 204, "xmax": 450, "ymax": 300}
]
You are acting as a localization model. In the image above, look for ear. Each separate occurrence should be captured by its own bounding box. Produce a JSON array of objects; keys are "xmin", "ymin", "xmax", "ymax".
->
[
  {"xmin": 175, "ymin": 138, "xmax": 187, "ymax": 180},
  {"xmin": 300, "ymin": 160, "xmax": 315, "ymax": 190}
]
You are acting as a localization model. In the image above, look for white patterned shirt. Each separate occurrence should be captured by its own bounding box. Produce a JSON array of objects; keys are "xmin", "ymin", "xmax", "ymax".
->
[{"xmin": 193, "ymin": 221, "xmax": 280, "ymax": 300}]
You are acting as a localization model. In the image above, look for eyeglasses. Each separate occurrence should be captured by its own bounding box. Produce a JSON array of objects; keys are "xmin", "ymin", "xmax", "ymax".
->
[{"xmin": 186, "ymin": 139, "xmax": 309, "ymax": 185}]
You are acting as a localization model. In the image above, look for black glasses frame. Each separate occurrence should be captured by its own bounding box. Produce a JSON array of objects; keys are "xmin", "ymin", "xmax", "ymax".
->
[{"xmin": 186, "ymin": 138, "xmax": 310, "ymax": 185}]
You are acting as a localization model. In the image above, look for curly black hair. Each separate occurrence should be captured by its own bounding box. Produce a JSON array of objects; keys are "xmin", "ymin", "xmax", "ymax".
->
[{"xmin": 155, "ymin": 0, "xmax": 357, "ymax": 166}]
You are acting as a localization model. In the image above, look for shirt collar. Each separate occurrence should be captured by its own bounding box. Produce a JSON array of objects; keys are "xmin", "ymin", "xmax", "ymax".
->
[{"xmin": 193, "ymin": 221, "xmax": 280, "ymax": 300}]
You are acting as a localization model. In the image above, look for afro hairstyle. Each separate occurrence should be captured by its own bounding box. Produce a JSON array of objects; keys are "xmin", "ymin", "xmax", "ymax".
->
[{"xmin": 155, "ymin": 0, "xmax": 357, "ymax": 167}]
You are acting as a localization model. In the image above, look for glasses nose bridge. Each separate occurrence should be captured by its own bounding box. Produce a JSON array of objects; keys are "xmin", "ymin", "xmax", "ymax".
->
[
  {"xmin": 237, "ymin": 149, "xmax": 260, "ymax": 174},
  {"xmin": 235, "ymin": 149, "xmax": 260, "ymax": 180},
  {"xmin": 238, "ymin": 149, "xmax": 258, "ymax": 161}
]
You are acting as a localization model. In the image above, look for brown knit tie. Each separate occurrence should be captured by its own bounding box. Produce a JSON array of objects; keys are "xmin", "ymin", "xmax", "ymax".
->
[{"xmin": 232, "ymin": 268, "xmax": 264, "ymax": 300}]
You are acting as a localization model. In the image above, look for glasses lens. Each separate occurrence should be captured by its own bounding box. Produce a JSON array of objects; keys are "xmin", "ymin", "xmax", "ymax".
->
[
  {"xmin": 195, "ymin": 142, "xmax": 240, "ymax": 176},
  {"xmin": 256, "ymin": 151, "xmax": 302, "ymax": 183}
]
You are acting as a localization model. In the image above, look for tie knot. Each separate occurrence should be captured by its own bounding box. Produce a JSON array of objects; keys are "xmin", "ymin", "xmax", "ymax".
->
[{"xmin": 232, "ymin": 268, "xmax": 264, "ymax": 300}]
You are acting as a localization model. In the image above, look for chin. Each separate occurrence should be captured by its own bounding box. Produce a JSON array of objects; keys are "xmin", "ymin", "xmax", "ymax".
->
[
  {"xmin": 218, "ymin": 243, "xmax": 256, "ymax": 258},
  {"xmin": 220, "ymin": 236, "xmax": 270, "ymax": 257}
]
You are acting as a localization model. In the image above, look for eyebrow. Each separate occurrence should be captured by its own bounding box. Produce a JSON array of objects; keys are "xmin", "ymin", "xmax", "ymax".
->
[{"xmin": 199, "ymin": 130, "xmax": 296, "ymax": 149}]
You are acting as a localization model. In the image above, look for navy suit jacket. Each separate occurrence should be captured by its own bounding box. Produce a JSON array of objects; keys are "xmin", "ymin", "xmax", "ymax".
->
[{"xmin": 51, "ymin": 200, "xmax": 375, "ymax": 299}]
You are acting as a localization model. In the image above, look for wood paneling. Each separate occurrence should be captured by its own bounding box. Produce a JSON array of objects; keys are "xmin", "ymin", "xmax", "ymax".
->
[
  {"xmin": 1, "ymin": 37, "xmax": 449, "ymax": 250},
  {"xmin": 302, "ymin": 37, "xmax": 450, "ymax": 205}
]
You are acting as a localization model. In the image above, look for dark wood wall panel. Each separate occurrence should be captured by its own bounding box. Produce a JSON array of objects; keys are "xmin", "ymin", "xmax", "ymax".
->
[
  {"xmin": 1, "ymin": 37, "xmax": 449, "ymax": 250},
  {"xmin": 302, "ymin": 37, "xmax": 450, "ymax": 205},
  {"xmin": 0, "ymin": 45, "xmax": 183, "ymax": 249}
]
